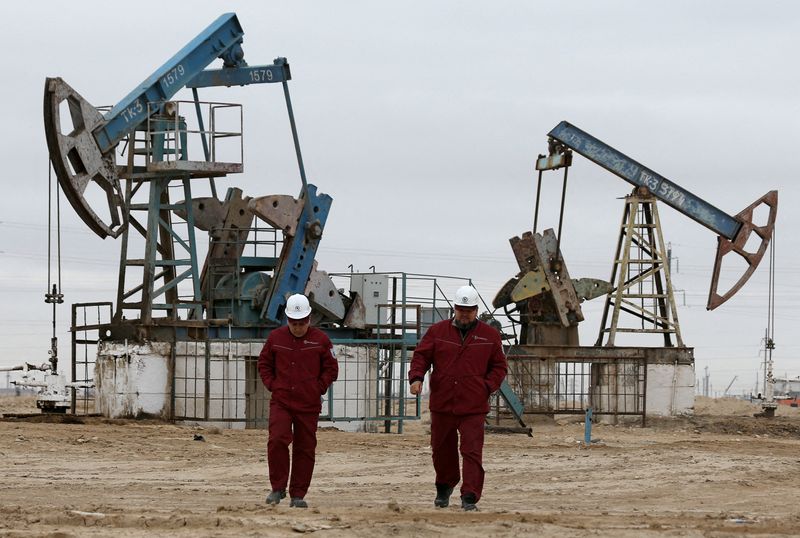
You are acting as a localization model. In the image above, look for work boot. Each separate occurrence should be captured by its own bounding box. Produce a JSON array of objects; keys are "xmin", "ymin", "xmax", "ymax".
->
[
  {"xmin": 290, "ymin": 497, "xmax": 308, "ymax": 508},
  {"xmin": 434, "ymin": 483, "xmax": 454, "ymax": 508},
  {"xmin": 461, "ymin": 492, "xmax": 478, "ymax": 511},
  {"xmin": 266, "ymin": 489, "xmax": 286, "ymax": 505}
]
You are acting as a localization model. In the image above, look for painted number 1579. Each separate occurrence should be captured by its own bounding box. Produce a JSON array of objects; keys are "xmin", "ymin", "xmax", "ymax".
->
[
  {"xmin": 249, "ymin": 69, "xmax": 274, "ymax": 82},
  {"xmin": 162, "ymin": 64, "xmax": 186, "ymax": 88}
]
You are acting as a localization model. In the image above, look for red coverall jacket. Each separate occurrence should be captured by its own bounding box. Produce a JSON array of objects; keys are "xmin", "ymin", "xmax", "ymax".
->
[
  {"xmin": 408, "ymin": 319, "xmax": 508, "ymax": 415},
  {"xmin": 258, "ymin": 326, "xmax": 339, "ymax": 414}
]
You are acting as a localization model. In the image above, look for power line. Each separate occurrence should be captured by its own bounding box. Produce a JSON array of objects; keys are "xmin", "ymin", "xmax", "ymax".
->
[{"xmin": 0, "ymin": 219, "xmax": 86, "ymax": 234}]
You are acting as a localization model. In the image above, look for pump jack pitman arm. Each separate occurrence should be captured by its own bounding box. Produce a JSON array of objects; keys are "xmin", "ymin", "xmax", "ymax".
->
[{"xmin": 539, "ymin": 121, "xmax": 777, "ymax": 310}]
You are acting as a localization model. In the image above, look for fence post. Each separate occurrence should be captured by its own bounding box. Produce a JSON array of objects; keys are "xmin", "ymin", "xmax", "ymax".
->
[{"xmin": 584, "ymin": 406, "xmax": 593, "ymax": 445}]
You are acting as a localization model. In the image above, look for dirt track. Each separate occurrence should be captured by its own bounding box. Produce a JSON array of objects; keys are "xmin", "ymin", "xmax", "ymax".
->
[{"xmin": 2, "ymin": 396, "xmax": 800, "ymax": 537}]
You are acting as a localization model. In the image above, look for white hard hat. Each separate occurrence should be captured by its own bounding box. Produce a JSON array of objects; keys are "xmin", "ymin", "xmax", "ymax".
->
[
  {"xmin": 285, "ymin": 294, "xmax": 312, "ymax": 319},
  {"xmin": 454, "ymin": 285, "xmax": 479, "ymax": 307}
]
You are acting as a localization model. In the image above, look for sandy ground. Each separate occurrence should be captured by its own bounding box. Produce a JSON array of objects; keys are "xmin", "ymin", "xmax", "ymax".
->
[{"xmin": 2, "ymin": 396, "xmax": 800, "ymax": 537}]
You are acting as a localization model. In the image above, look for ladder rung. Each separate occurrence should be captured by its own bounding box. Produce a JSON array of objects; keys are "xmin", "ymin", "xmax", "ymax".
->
[
  {"xmin": 611, "ymin": 328, "xmax": 678, "ymax": 334},
  {"xmin": 128, "ymin": 203, "xmax": 187, "ymax": 211},
  {"xmin": 152, "ymin": 302, "xmax": 203, "ymax": 309},
  {"xmin": 154, "ymin": 260, "xmax": 192, "ymax": 267},
  {"xmin": 125, "ymin": 259, "xmax": 192, "ymax": 267}
]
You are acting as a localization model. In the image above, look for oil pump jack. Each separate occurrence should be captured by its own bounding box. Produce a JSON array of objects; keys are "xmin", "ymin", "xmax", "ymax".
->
[
  {"xmin": 493, "ymin": 121, "xmax": 777, "ymax": 420},
  {"xmin": 495, "ymin": 121, "xmax": 777, "ymax": 347},
  {"xmin": 43, "ymin": 13, "xmax": 362, "ymax": 338},
  {"xmin": 38, "ymin": 13, "xmax": 365, "ymax": 416}
]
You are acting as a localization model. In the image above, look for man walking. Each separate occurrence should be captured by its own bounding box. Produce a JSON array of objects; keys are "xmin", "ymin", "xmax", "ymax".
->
[
  {"xmin": 409, "ymin": 285, "xmax": 507, "ymax": 511},
  {"xmin": 258, "ymin": 294, "xmax": 338, "ymax": 508}
]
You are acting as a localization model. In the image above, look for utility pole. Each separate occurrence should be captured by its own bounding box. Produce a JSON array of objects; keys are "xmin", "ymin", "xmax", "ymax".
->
[
  {"xmin": 724, "ymin": 375, "xmax": 738, "ymax": 397},
  {"xmin": 667, "ymin": 242, "xmax": 686, "ymax": 306}
]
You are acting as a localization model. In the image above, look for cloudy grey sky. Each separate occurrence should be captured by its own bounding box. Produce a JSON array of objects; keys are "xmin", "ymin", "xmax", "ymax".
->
[{"xmin": 0, "ymin": 1, "xmax": 797, "ymax": 395}]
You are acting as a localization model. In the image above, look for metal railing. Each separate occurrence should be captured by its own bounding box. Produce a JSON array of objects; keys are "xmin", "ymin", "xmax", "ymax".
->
[
  {"xmin": 70, "ymin": 302, "xmax": 112, "ymax": 415},
  {"xmin": 65, "ymin": 272, "xmax": 508, "ymax": 432},
  {"xmin": 145, "ymin": 100, "xmax": 243, "ymax": 172},
  {"xmin": 205, "ymin": 224, "xmax": 281, "ymax": 324},
  {"xmin": 170, "ymin": 338, "xmax": 416, "ymax": 430},
  {"xmin": 491, "ymin": 351, "xmax": 647, "ymax": 426},
  {"xmin": 172, "ymin": 340, "xmax": 267, "ymax": 426}
]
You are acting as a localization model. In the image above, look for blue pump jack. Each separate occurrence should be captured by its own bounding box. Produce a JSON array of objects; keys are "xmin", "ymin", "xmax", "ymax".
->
[{"xmin": 43, "ymin": 13, "xmax": 329, "ymax": 328}]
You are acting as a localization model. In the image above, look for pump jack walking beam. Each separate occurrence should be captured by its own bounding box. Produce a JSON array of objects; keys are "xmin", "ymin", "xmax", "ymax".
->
[{"xmin": 539, "ymin": 121, "xmax": 777, "ymax": 310}]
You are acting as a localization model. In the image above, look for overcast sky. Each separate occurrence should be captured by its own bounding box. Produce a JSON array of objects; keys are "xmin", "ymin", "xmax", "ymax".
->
[{"xmin": 0, "ymin": 1, "xmax": 797, "ymax": 395}]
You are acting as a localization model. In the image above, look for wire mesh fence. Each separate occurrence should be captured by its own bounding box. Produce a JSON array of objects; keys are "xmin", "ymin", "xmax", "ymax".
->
[
  {"xmin": 171, "ymin": 339, "xmax": 419, "ymax": 430},
  {"xmin": 173, "ymin": 340, "xmax": 267, "ymax": 425}
]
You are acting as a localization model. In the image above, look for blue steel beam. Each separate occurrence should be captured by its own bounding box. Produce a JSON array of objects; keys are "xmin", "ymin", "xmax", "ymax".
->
[
  {"xmin": 93, "ymin": 13, "xmax": 245, "ymax": 153},
  {"xmin": 548, "ymin": 121, "xmax": 742, "ymax": 240},
  {"xmin": 186, "ymin": 59, "xmax": 291, "ymax": 88}
]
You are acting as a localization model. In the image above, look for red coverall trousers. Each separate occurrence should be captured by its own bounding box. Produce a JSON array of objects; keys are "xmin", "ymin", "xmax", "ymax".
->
[
  {"xmin": 430, "ymin": 411, "xmax": 485, "ymax": 501},
  {"xmin": 267, "ymin": 401, "xmax": 319, "ymax": 498}
]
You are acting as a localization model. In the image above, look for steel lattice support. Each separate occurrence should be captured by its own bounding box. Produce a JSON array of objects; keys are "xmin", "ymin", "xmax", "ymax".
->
[
  {"xmin": 596, "ymin": 188, "xmax": 683, "ymax": 347},
  {"xmin": 114, "ymin": 124, "xmax": 203, "ymax": 325}
]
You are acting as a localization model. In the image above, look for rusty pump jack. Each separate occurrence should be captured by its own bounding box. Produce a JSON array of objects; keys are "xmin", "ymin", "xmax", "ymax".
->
[
  {"xmin": 490, "ymin": 120, "xmax": 777, "ymax": 425},
  {"xmin": 495, "ymin": 121, "xmax": 777, "ymax": 348}
]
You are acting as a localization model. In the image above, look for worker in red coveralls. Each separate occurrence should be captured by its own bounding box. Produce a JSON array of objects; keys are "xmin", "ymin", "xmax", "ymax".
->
[
  {"xmin": 258, "ymin": 293, "xmax": 338, "ymax": 508},
  {"xmin": 408, "ymin": 285, "xmax": 507, "ymax": 511}
]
